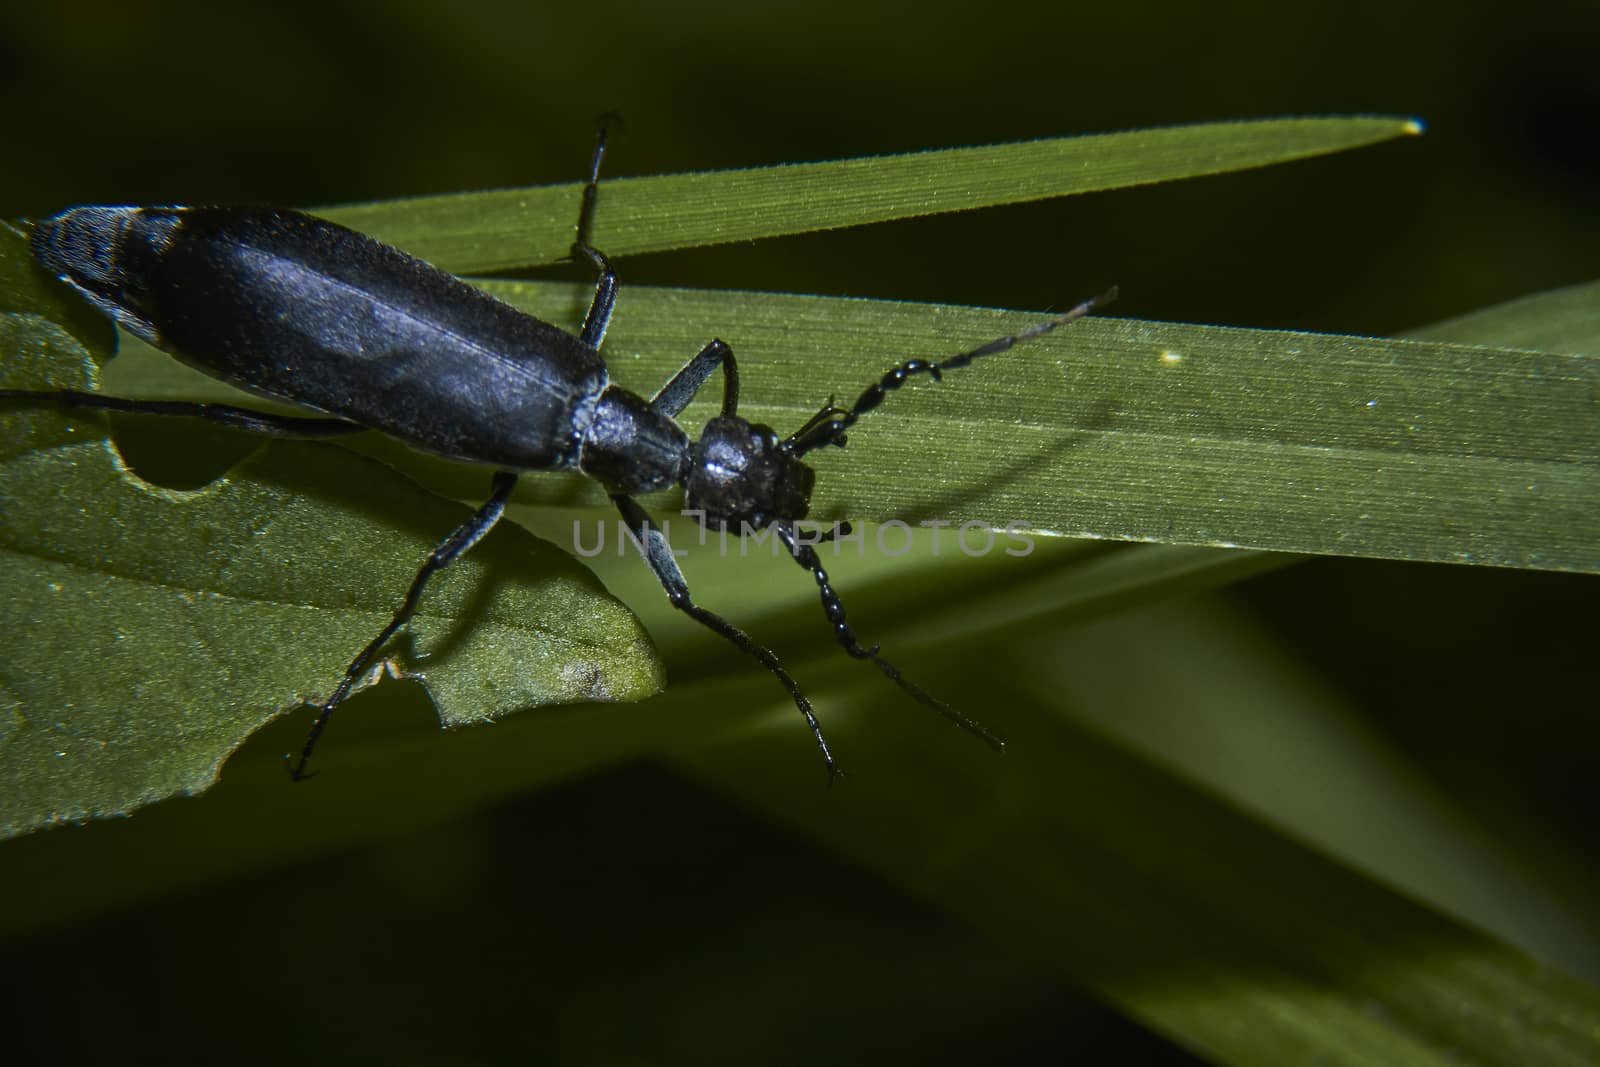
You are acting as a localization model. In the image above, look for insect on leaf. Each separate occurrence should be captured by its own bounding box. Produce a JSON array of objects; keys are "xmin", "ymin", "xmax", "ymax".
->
[{"xmin": 0, "ymin": 255, "xmax": 661, "ymax": 839}]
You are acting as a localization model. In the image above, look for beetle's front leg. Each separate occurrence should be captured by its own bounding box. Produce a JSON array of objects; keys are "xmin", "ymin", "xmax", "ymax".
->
[
  {"xmin": 774, "ymin": 520, "xmax": 1004, "ymax": 752},
  {"xmin": 610, "ymin": 492, "xmax": 840, "ymax": 780},
  {"xmin": 649, "ymin": 339, "xmax": 740, "ymax": 419}
]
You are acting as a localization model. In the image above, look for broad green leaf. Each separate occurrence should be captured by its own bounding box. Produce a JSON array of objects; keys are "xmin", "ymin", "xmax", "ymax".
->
[
  {"xmin": 0, "ymin": 313, "xmax": 661, "ymax": 840},
  {"xmin": 321, "ymin": 116, "xmax": 1422, "ymax": 274},
  {"xmin": 0, "ymin": 517, "xmax": 1290, "ymax": 933},
  {"xmin": 0, "ymin": 222, "xmax": 116, "ymax": 357}
]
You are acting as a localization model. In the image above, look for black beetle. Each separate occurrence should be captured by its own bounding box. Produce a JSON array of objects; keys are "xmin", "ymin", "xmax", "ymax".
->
[{"xmin": 3, "ymin": 126, "xmax": 1112, "ymax": 779}]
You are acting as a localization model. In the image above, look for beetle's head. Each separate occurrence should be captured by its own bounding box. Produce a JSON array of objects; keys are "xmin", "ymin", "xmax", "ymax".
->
[{"xmin": 684, "ymin": 415, "xmax": 815, "ymax": 529}]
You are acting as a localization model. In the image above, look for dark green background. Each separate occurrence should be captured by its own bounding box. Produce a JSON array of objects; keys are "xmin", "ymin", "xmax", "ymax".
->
[{"xmin": 3, "ymin": 2, "xmax": 1596, "ymax": 1063}]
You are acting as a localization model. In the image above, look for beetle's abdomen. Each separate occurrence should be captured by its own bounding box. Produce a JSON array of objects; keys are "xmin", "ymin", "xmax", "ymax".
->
[{"xmin": 33, "ymin": 206, "xmax": 608, "ymax": 471}]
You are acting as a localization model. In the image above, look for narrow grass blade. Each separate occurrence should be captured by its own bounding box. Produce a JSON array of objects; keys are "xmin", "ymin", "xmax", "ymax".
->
[
  {"xmin": 1405, "ymin": 278, "xmax": 1600, "ymax": 355},
  {"xmin": 322, "ymin": 116, "xmax": 1422, "ymax": 274},
  {"xmin": 103, "ymin": 279, "xmax": 1599, "ymax": 574},
  {"xmin": 488, "ymin": 283, "xmax": 1600, "ymax": 574}
]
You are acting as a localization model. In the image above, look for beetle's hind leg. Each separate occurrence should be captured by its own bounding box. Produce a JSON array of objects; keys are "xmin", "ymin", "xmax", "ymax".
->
[
  {"xmin": 0, "ymin": 388, "xmax": 367, "ymax": 438},
  {"xmin": 286, "ymin": 470, "xmax": 520, "ymax": 780}
]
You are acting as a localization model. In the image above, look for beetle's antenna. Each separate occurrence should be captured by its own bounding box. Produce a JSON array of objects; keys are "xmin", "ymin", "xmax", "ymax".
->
[
  {"xmin": 787, "ymin": 287, "xmax": 1117, "ymax": 456},
  {"xmin": 775, "ymin": 522, "xmax": 1005, "ymax": 751}
]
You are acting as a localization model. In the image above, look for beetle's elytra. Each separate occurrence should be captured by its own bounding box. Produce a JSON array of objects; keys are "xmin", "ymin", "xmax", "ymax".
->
[{"xmin": 4, "ymin": 125, "xmax": 1113, "ymax": 780}]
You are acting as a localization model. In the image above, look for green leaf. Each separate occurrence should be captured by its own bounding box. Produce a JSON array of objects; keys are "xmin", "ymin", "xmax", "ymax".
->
[
  {"xmin": 0, "ymin": 305, "xmax": 661, "ymax": 841},
  {"xmin": 0, "ymin": 222, "xmax": 117, "ymax": 358},
  {"xmin": 320, "ymin": 116, "xmax": 1423, "ymax": 274}
]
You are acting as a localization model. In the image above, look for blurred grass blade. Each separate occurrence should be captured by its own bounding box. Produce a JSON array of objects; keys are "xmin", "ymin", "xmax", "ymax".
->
[
  {"xmin": 666, "ymin": 666, "xmax": 1600, "ymax": 1067},
  {"xmin": 322, "ymin": 116, "xmax": 1422, "ymax": 274},
  {"xmin": 1404, "ymin": 278, "xmax": 1600, "ymax": 354}
]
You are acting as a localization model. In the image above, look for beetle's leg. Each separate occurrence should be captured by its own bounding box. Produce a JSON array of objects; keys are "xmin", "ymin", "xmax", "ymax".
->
[
  {"xmin": 611, "ymin": 493, "xmax": 842, "ymax": 781},
  {"xmin": 573, "ymin": 115, "xmax": 621, "ymax": 349},
  {"xmin": 0, "ymin": 389, "xmax": 366, "ymax": 438},
  {"xmin": 650, "ymin": 339, "xmax": 740, "ymax": 418},
  {"xmin": 774, "ymin": 520, "xmax": 1005, "ymax": 752},
  {"xmin": 287, "ymin": 470, "xmax": 520, "ymax": 781}
]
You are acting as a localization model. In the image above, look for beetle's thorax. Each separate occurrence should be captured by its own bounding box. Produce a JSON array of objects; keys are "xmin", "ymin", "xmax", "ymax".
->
[{"xmin": 577, "ymin": 385, "xmax": 690, "ymax": 494}]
